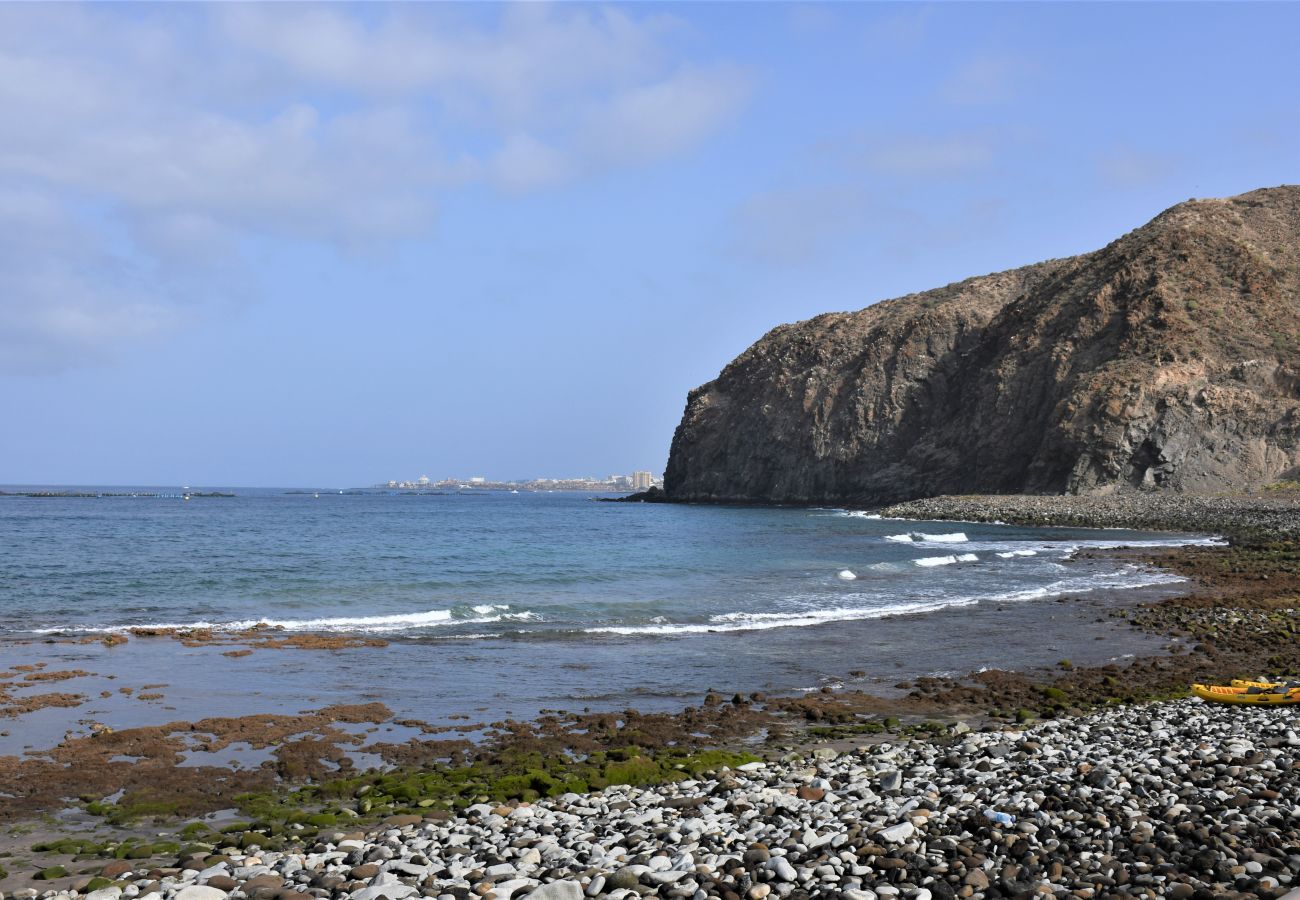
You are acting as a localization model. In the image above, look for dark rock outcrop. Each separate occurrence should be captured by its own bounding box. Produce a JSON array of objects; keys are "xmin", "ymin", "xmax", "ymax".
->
[{"xmin": 666, "ymin": 186, "xmax": 1300, "ymax": 504}]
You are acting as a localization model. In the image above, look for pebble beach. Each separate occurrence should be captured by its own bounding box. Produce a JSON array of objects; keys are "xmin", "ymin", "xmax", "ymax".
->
[
  {"xmin": 15, "ymin": 698, "xmax": 1300, "ymax": 900},
  {"xmin": 5, "ymin": 493, "xmax": 1300, "ymax": 899}
]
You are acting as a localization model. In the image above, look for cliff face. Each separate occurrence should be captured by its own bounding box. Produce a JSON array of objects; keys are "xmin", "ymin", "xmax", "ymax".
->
[{"xmin": 666, "ymin": 186, "xmax": 1300, "ymax": 504}]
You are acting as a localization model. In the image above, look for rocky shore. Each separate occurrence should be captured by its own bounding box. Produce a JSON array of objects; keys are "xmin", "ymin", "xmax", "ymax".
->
[
  {"xmin": 5, "ymin": 497, "xmax": 1300, "ymax": 898},
  {"xmin": 13, "ymin": 699, "xmax": 1300, "ymax": 900},
  {"xmin": 879, "ymin": 493, "xmax": 1300, "ymax": 543}
]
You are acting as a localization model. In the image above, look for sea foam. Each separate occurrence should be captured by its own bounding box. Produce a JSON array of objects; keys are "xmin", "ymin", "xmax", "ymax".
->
[
  {"xmin": 581, "ymin": 565, "xmax": 1185, "ymax": 637},
  {"xmin": 37, "ymin": 605, "xmax": 538, "ymax": 636},
  {"xmin": 914, "ymin": 553, "xmax": 979, "ymax": 567},
  {"xmin": 886, "ymin": 532, "xmax": 968, "ymax": 543}
]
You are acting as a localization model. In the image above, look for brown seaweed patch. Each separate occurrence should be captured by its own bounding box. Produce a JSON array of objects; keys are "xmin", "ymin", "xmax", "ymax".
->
[{"xmin": 22, "ymin": 669, "xmax": 91, "ymax": 683}]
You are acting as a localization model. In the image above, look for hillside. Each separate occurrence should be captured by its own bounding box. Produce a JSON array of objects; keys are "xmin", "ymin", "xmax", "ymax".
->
[{"xmin": 665, "ymin": 186, "xmax": 1300, "ymax": 504}]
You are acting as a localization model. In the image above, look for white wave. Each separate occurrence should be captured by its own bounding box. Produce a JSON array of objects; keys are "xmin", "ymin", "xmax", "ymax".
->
[
  {"xmin": 962, "ymin": 535, "xmax": 1225, "ymax": 555},
  {"xmin": 915, "ymin": 555, "xmax": 957, "ymax": 567},
  {"xmin": 584, "ymin": 599, "xmax": 976, "ymax": 636},
  {"xmin": 983, "ymin": 567, "xmax": 1184, "ymax": 604},
  {"xmin": 887, "ymin": 531, "xmax": 968, "ymax": 544},
  {"xmin": 914, "ymin": 553, "xmax": 978, "ymax": 567},
  {"xmin": 868, "ymin": 562, "xmax": 900, "ymax": 571},
  {"xmin": 582, "ymin": 563, "xmax": 1184, "ymax": 637},
  {"xmin": 839, "ymin": 511, "xmax": 882, "ymax": 519},
  {"xmin": 996, "ymin": 549, "xmax": 1038, "ymax": 558},
  {"xmin": 34, "ymin": 605, "xmax": 539, "ymax": 635},
  {"xmin": 837, "ymin": 569, "xmax": 857, "ymax": 580}
]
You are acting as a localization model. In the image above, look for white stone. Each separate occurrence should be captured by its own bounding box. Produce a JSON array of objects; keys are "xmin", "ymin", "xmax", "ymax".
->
[
  {"xmin": 769, "ymin": 858, "xmax": 798, "ymax": 882},
  {"xmin": 174, "ymin": 888, "xmax": 229, "ymax": 900},
  {"xmin": 349, "ymin": 885, "xmax": 419, "ymax": 900},
  {"xmin": 877, "ymin": 822, "xmax": 915, "ymax": 843},
  {"xmin": 524, "ymin": 883, "xmax": 584, "ymax": 900},
  {"xmin": 87, "ymin": 889, "xmax": 123, "ymax": 900},
  {"xmin": 489, "ymin": 880, "xmax": 537, "ymax": 899}
]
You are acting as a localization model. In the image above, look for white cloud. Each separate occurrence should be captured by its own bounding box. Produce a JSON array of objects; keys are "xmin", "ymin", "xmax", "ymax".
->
[
  {"xmin": 729, "ymin": 185, "xmax": 880, "ymax": 266},
  {"xmin": 811, "ymin": 127, "xmax": 1013, "ymax": 181},
  {"xmin": 940, "ymin": 54, "xmax": 1034, "ymax": 106},
  {"xmin": 0, "ymin": 4, "xmax": 751, "ymax": 374},
  {"xmin": 862, "ymin": 6, "xmax": 934, "ymax": 52},
  {"xmin": 584, "ymin": 66, "xmax": 753, "ymax": 166},
  {"xmin": 1098, "ymin": 146, "xmax": 1180, "ymax": 188},
  {"xmin": 0, "ymin": 186, "xmax": 183, "ymax": 375},
  {"xmin": 861, "ymin": 132, "xmax": 997, "ymax": 178},
  {"xmin": 488, "ymin": 134, "xmax": 575, "ymax": 193}
]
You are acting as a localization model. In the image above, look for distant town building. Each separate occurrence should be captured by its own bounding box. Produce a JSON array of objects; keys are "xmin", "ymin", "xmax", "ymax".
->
[{"xmin": 378, "ymin": 469, "xmax": 661, "ymax": 493}]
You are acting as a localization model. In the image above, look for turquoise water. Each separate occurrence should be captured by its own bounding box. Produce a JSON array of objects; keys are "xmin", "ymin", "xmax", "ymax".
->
[
  {"xmin": 0, "ymin": 488, "xmax": 1215, "ymax": 639},
  {"xmin": 0, "ymin": 488, "xmax": 1218, "ymax": 739}
]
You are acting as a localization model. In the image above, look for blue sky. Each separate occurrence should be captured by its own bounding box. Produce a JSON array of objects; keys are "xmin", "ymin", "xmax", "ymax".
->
[{"xmin": 2, "ymin": 2, "xmax": 1297, "ymax": 487}]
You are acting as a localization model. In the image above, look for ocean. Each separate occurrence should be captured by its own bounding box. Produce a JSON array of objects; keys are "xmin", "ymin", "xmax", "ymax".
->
[{"xmin": 0, "ymin": 488, "xmax": 1220, "ymax": 748}]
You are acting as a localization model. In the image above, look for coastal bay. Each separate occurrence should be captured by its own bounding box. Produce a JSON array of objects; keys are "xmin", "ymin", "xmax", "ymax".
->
[{"xmin": 3, "ymin": 492, "xmax": 1300, "ymax": 899}]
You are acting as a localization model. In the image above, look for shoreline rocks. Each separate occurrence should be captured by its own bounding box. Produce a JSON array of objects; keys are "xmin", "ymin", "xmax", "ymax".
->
[
  {"xmin": 879, "ymin": 492, "xmax": 1300, "ymax": 543},
  {"xmin": 21, "ymin": 698, "xmax": 1300, "ymax": 900}
]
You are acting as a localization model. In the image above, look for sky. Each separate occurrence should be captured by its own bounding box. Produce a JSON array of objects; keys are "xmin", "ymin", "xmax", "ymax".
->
[{"xmin": 2, "ymin": 2, "xmax": 1298, "ymax": 488}]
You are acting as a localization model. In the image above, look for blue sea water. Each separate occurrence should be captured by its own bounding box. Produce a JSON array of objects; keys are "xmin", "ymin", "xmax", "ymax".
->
[
  {"xmin": 0, "ymin": 488, "xmax": 1221, "ymax": 739},
  {"xmin": 0, "ymin": 488, "xmax": 1216, "ymax": 639}
]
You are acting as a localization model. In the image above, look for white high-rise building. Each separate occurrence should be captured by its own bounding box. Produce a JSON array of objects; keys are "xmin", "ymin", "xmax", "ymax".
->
[{"xmin": 632, "ymin": 471, "xmax": 654, "ymax": 490}]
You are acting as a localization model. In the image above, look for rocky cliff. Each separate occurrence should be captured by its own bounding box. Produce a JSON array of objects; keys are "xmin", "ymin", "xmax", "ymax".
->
[{"xmin": 665, "ymin": 186, "xmax": 1300, "ymax": 504}]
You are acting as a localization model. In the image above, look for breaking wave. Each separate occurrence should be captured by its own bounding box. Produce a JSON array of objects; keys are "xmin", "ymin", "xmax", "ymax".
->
[
  {"xmin": 581, "ymin": 565, "xmax": 1184, "ymax": 637},
  {"xmin": 914, "ymin": 553, "xmax": 980, "ymax": 567},
  {"xmin": 886, "ymin": 532, "xmax": 969, "ymax": 543},
  {"xmin": 31, "ymin": 605, "xmax": 540, "ymax": 636}
]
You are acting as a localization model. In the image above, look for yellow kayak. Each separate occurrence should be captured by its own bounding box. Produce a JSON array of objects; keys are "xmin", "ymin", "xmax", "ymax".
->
[
  {"xmin": 1193, "ymin": 683, "xmax": 1300, "ymax": 705},
  {"xmin": 1231, "ymin": 678, "xmax": 1300, "ymax": 690}
]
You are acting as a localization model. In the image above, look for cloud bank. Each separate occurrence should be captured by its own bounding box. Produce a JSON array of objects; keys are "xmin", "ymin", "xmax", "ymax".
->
[{"xmin": 0, "ymin": 4, "xmax": 752, "ymax": 374}]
